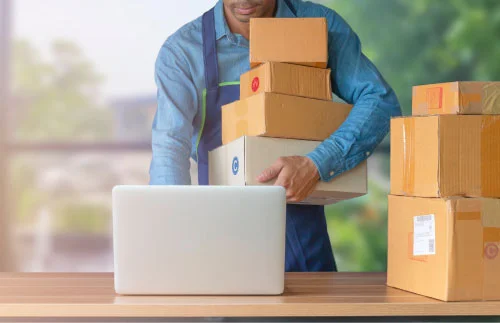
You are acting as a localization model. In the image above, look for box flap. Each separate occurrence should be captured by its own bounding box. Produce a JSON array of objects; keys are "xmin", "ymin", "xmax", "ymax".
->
[
  {"xmin": 451, "ymin": 198, "xmax": 500, "ymax": 300},
  {"xmin": 438, "ymin": 116, "xmax": 481, "ymax": 197},
  {"xmin": 268, "ymin": 62, "xmax": 332, "ymax": 101},
  {"xmin": 480, "ymin": 116, "xmax": 500, "ymax": 197},
  {"xmin": 249, "ymin": 18, "xmax": 328, "ymax": 68},
  {"xmin": 390, "ymin": 116, "xmax": 440, "ymax": 197},
  {"xmin": 221, "ymin": 93, "xmax": 267, "ymax": 145},
  {"xmin": 482, "ymin": 82, "xmax": 500, "ymax": 114},
  {"xmin": 387, "ymin": 195, "xmax": 451, "ymax": 300},
  {"xmin": 264, "ymin": 93, "xmax": 351, "ymax": 140},
  {"xmin": 482, "ymin": 198, "xmax": 500, "ymax": 228}
]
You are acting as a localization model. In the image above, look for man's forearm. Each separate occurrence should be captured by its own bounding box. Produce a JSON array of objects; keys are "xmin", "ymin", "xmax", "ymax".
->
[
  {"xmin": 307, "ymin": 91, "xmax": 401, "ymax": 182},
  {"xmin": 306, "ymin": 8, "xmax": 402, "ymax": 182},
  {"xmin": 149, "ymin": 130, "xmax": 192, "ymax": 185}
]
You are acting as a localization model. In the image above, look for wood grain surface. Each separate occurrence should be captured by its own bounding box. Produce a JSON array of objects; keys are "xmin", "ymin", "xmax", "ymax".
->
[{"xmin": 0, "ymin": 272, "xmax": 499, "ymax": 318}]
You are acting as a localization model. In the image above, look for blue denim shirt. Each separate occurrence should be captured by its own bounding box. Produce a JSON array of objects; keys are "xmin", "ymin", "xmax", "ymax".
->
[{"xmin": 150, "ymin": 0, "xmax": 401, "ymax": 185}]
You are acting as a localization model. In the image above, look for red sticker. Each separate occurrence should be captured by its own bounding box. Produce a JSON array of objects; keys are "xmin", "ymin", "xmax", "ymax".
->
[
  {"xmin": 484, "ymin": 243, "xmax": 499, "ymax": 260},
  {"xmin": 251, "ymin": 77, "xmax": 260, "ymax": 92}
]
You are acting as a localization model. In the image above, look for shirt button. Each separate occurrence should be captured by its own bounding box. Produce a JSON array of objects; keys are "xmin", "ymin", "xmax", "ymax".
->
[
  {"xmin": 329, "ymin": 171, "xmax": 335, "ymax": 176},
  {"xmin": 366, "ymin": 151, "xmax": 371, "ymax": 156}
]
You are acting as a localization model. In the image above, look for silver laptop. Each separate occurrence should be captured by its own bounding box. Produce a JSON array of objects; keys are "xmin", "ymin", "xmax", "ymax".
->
[{"xmin": 112, "ymin": 185, "xmax": 286, "ymax": 295}]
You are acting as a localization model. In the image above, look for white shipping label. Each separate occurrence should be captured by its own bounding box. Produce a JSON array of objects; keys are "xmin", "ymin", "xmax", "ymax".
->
[{"xmin": 413, "ymin": 214, "xmax": 436, "ymax": 256}]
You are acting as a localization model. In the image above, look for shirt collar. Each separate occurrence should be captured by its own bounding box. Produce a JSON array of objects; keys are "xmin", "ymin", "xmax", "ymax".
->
[
  {"xmin": 214, "ymin": 0, "xmax": 297, "ymax": 40},
  {"xmin": 275, "ymin": 0, "xmax": 297, "ymax": 18},
  {"xmin": 214, "ymin": 0, "xmax": 230, "ymax": 41}
]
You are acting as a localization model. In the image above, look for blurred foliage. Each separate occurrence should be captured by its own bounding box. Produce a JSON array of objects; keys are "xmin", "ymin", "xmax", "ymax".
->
[
  {"xmin": 12, "ymin": 39, "xmax": 112, "ymax": 140},
  {"xmin": 53, "ymin": 203, "xmax": 110, "ymax": 234},
  {"xmin": 327, "ymin": 178, "xmax": 388, "ymax": 271},
  {"xmin": 11, "ymin": 158, "xmax": 47, "ymax": 225},
  {"xmin": 324, "ymin": 0, "xmax": 500, "ymax": 271},
  {"xmin": 12, "ymin": 39, "xmax": 113, "ymax": 233},
  {"xmin": 328, "ymin": 0, "xmax": 500, "ymax": 116}
]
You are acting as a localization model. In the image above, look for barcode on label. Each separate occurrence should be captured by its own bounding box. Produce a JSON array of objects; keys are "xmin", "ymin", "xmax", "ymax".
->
[
  {"xmin": 413, "ymin": 214, "xmax": 436, "ymax": 256},
  {"xmin": 416, "ymin": 215, "xmax": 433, "ymax": 222},
  {"xmin": 429, "ymin": 239, "xmax": 435, "ymax": 253}
]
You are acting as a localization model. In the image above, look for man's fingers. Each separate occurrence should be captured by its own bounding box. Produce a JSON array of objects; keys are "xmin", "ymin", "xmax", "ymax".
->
[
  {"xmin": 257, "ymin": 158, "xmax": 285, "ymax": 183},
  {"xmin": 274, "ymin": 174, "xmax": 289, "ymax": 189}
]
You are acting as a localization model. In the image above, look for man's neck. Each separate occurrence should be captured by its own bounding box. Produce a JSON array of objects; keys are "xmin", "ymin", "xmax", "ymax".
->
[{"xmin": 223, "ymin": 3, "xmax": 276, "ymax": 40}]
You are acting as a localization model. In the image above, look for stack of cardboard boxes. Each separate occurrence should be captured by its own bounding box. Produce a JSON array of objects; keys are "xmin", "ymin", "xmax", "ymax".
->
[
  {"xmin": 387, "ymin": 82, "xmax": 500, "ymax": 301},
  {"xmin": 209, "ymin": 18, "xmax": 367, "ymax": 205}
]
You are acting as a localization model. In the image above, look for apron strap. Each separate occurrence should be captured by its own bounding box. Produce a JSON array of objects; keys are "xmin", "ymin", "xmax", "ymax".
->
[
  {"xmin": 202, "ymin": 8, "xmax": 219, "ymax": 90},
  {"xmin": 284, "ymin": 0, "xmax": 297, "ymax": 16}
]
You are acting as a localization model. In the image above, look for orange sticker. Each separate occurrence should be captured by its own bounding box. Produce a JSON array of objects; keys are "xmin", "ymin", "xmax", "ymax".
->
[{"xmin": 426, "ymin": 87, "xmax": 443, "ymax": 110}]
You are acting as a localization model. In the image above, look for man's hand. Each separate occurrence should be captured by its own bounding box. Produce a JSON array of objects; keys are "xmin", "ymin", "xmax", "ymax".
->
[{"xmin": 257, "ymin": 156, "xmax": 320, "ymax": 203}]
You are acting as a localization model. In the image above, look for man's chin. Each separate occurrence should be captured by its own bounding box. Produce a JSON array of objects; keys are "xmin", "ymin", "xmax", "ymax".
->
[{"xmin": 234, "ymin": 12, "xmax": 261, "ymax": 23}]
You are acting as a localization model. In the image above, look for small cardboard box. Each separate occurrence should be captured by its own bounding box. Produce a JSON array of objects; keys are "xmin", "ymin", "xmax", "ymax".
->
[
  {"xmin": 387, "ymin": 195, "xmax": 500, "ymax": 301},
  {"xmin": 240, "ymin": 62, "xmax": 332, "ymax": 101},
  {"xmin": 222, "ymin": 92, "xmax": 352, "ymax": 145},
  {"xmin": 209, "ymin": 136, "xmax": 367, "ymax": 205},
  {"xmin": 249, "ymin": 18, "xmax": 328, "ymax": 68},
  {"xmin": 390, "ymin": 115, "xmax": 500, "ymax": 198},
  {"xmin": 412, "ymin": 81, "xmax": 500, "ymax": 115}
]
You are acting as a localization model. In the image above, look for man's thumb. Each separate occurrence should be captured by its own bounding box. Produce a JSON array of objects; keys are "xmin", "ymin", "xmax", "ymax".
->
[{"xmin": 257, "ymin": 160, "xmax": 284, "ymax": 183}]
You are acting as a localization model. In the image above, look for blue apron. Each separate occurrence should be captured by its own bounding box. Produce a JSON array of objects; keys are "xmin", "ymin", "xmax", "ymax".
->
[{"xmin": 197, "ymin": 8, "xmax": 337, "ymax": 272}]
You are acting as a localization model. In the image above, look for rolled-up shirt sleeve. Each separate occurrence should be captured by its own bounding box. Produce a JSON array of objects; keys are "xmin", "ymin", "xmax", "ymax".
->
[
  {"xmin": 149, "ymin": 43, "xmax": 198, "ymax": 185},
  {"xmin": 307, "ymin": 9, "xmax": 402, "ymax": 182}
]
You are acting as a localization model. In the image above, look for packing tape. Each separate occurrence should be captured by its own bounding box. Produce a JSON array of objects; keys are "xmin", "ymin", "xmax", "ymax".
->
[
  {"xmin": 235, "ymin": 120, "xmax": 248, "ymax": 140},
  {"xmin": 402, "ymin": 118, "xmax": 416, "ymax": 195},
  {"xmin": 456, "ymin": 212, "xmax": 481, "ymax": 221},
  {"xmin": 459, "ymin": 93, "xmax": 481, "ymax": 109},
  {"xmin": 483, "ymin": 228, "xmax": 500, "ymax": 243},
  {"xmin": 482, "ymin": 83, "xmax": 500, "ymax": 114},
  {"xmin": 455, "ymin": 207, "xmax": 500, "ymax": 300},
  {"xmin": 481, "ymin": 116, "xmax": 500, "ymax": 197},
  {"xmin": 456, "ymin": 209, "xmax": 500, "ymax": 260}
]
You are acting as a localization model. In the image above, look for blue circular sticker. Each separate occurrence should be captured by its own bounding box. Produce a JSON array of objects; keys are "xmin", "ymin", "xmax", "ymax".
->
[{"xmin": 232, "ymin": 157, "xmax": 239, "ymax": 175}]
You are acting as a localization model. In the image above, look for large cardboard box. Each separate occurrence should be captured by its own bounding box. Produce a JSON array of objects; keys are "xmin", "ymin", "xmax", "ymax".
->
[
  {"xmin": 222, "ymin": 93, "xmax": 352, "ymax": 145},
  {"xmin": 413, "ymin": 82, "xmax": 500, "ymax": 115},
  {"xmin": 240, "ymin": 62, "xmax": 332, "ymax": 101},
  {"xmin": 209, "ymin": 136, "xmax": 367, "ymax": 205},
  {"xmin": 387, "ymin": 195, "xmax": 500, "ymax": 301},
  {"xmin": 390, "ymin": 115, "xmax": 500, "ymax": 198},
  {"xmin": 249, "ymin": 18, "xmax": 328, "ymax": 68}
]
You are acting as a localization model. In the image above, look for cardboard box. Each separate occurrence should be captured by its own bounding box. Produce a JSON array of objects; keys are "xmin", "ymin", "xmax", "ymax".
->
[
  {"xmin": 413, "ymin": 82, "xmax": 500, "ymax": 115},
  {"xmin": 209, "ymin": 136, "xmax": 367, "ymax": 205},
  {"xmin": 387, "ymin": 195, "xmax": 500, "ymax": 301},
  {"xmin": 249, "ymin": 18, "xmax": 328, "ymax": 68},
  {"xmin": 222, "ymin": 93, "xmax": 352, "ymax": 145},
  {"xmin": 390, "ymin": 115, "xmax": 500, "ymax": 198},
  {"xmin": 240, "ymin": 62, "xmax": 332, "ymax": 101}
]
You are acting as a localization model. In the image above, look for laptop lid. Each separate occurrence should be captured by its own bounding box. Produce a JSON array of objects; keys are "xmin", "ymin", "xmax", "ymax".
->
[{"xmin": 112, "ymin": 185, "xmax": 286, "ymax": 295}]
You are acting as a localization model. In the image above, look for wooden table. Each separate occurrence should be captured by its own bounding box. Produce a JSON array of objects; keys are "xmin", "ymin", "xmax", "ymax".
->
[{"xmin": 0, "ymin": 272, "xmax": 499, "ymax": 322}]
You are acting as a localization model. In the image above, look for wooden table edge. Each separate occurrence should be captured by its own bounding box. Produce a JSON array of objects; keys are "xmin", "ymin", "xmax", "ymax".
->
[{"xmin": 1, "ymin": 302, "xmax": 500, "ymax": 318}]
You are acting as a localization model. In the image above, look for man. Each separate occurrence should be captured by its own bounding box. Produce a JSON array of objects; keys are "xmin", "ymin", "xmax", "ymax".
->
[{"xmin": 150, "ymin": 0, "xmax": 401, "ymax": 272}]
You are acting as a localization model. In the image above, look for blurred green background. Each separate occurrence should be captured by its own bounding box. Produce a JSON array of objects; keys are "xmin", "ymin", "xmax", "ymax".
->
[
  {"xmin": 6, "ymin": 0, "xmax": 500, "ymax": 272},
  {"xmin": 323, "ymin": 0, "xmax": 500, "ymax": 271}
]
